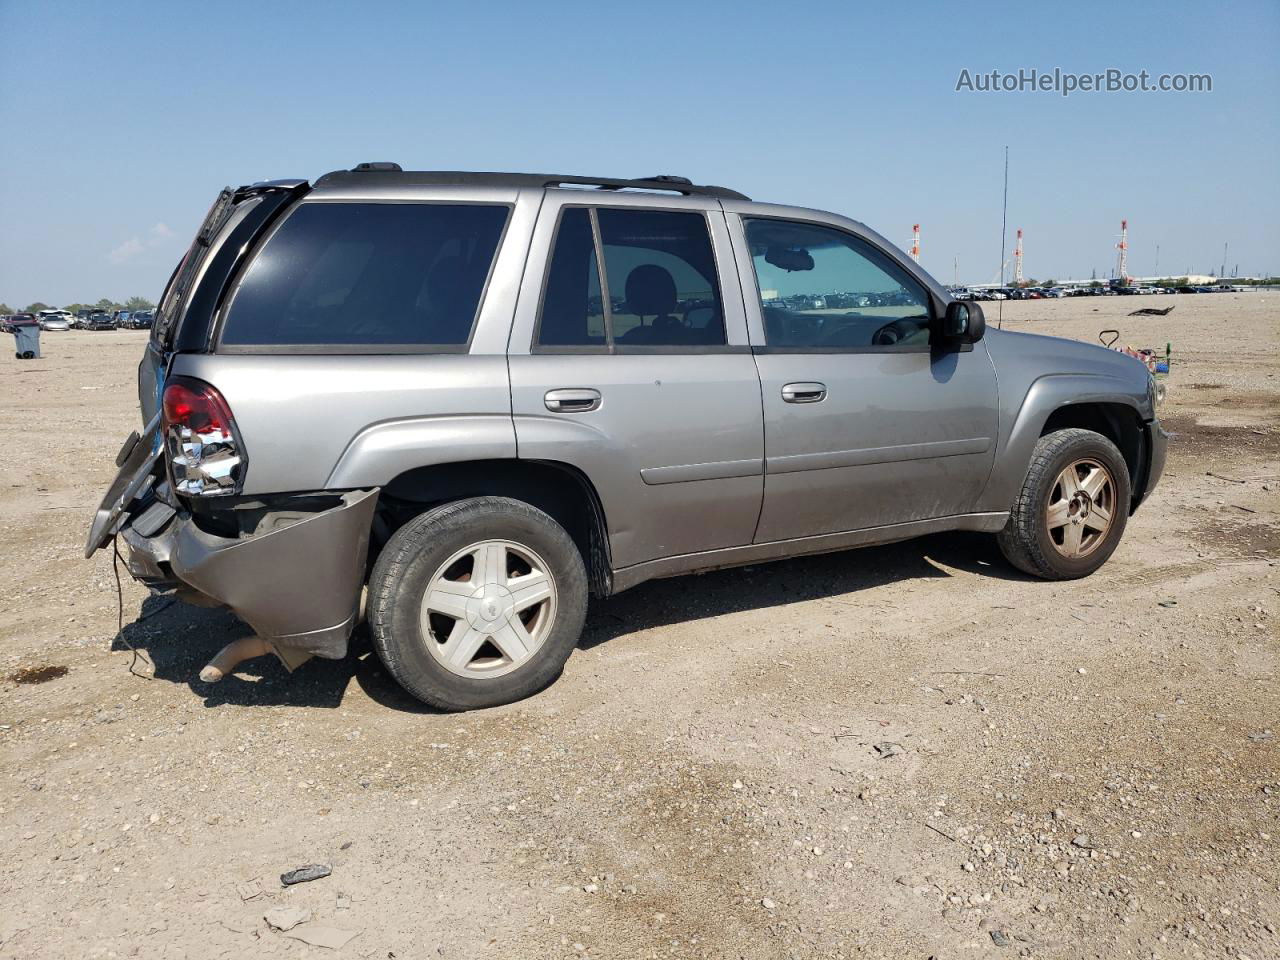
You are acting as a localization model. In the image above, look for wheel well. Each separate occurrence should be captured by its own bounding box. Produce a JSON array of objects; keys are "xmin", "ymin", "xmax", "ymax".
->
[
  {"xmin": 1040, "ymin": 403, "xmax": 1147, "ymax": 500},
  {"xmin": 374, "ymin": 460, "xmax": 613, "ymax": 596}
]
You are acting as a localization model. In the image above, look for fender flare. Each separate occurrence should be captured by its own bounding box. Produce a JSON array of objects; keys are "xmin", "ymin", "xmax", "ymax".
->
[
  {"xmin": 979, "ymin": 373, "xmax": 1150, "ymax": 512},
  {"xmin": 325, "ymin": 414, "xmax": 517, "ymax": 488}
]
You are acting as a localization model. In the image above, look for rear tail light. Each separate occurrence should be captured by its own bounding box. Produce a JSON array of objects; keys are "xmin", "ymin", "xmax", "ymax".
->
[{"xmin": 161, "ymin": 376, "xmax": 246, "ymax": 496}]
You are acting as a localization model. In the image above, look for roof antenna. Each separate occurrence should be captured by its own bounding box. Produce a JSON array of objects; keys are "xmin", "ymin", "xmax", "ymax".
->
[{"xmin": 998, "ymin": 145, "xmax": 1008, "ymax": 330}]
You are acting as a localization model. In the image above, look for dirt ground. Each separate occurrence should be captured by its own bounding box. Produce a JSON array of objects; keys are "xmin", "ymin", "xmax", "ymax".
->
[{"xmin": 1, "ymin": 293, "xmax": 1277, "ymax": 960}]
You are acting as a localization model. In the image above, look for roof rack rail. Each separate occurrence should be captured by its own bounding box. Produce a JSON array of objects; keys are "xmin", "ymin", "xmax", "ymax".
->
[{"xmin": 313, "ymin": 167, "xmax": 749, "ymax": 201}]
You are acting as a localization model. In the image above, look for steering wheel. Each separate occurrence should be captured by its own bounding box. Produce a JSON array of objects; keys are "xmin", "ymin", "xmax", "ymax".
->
[{"xmin": 871, "ymin": 318, "xmax": 921, "ymax": 346}]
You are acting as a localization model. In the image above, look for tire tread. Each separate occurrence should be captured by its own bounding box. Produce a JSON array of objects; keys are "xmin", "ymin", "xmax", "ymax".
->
[
  {"xmin": 996, "ymin": 428, "xmax": 1130, "ymax": 580},
  {"xmin": 367, "ymin": 496, "xmax": 587, "ymax": 711}
]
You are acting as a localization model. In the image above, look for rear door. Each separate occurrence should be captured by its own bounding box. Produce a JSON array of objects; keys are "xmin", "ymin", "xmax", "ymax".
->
[
  {"xmin": 725, "ymin": 208, "xmax": 999, "ymax": 542},
  {"xmin": 508, "ymin": 191, "xmax": 764, "ymax": 571}
]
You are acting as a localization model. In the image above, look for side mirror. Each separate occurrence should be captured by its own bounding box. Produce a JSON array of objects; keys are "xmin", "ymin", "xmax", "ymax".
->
[{"xmin": 941, "ymin": 299, "xmax": 985, "ymax": 344}]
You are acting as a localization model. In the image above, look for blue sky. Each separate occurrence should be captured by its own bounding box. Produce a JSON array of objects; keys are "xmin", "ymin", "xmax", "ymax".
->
[{"xmin": 1, "ymin": 0, "xmax": 1277, "ymax": 306}]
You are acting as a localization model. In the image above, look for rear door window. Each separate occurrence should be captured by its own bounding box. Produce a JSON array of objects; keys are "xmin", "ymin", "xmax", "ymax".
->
[
  {"xmin": 220, "ymin": 202, "xmax": 509, "ymax": 349},
  {"xmin": 535, "ymin": 206, "xmax": 726, "ymax": 350}
]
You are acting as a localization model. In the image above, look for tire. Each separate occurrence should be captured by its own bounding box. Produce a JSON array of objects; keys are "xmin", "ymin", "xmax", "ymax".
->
[
  {"xmin": 997, "ymin": 428, "xmax": 1131, "ymax": 580},
  {"xmin": 367, "ymin": 496, "xmax": 588, "ymax": 711}
]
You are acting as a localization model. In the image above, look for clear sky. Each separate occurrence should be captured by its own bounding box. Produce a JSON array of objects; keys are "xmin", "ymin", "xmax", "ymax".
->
[{"xmin": 2, "ymin": 0, "xmax": 1277, "ymax": 306}]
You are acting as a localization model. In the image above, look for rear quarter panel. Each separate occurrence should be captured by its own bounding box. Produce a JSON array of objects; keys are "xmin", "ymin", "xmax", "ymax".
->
[
  {"xmin": 174, "ymin": 185, "xmax": 540, "ymax": 495},
  {"xmin": 170, "ymin": 353, "xmax": 516, "ymax": 494}
]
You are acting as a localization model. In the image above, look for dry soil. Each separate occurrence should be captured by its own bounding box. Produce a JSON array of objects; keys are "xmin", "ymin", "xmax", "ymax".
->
[{"xmin": 1, "ymin": 293, "xmax": 1277, "ymax": 960}]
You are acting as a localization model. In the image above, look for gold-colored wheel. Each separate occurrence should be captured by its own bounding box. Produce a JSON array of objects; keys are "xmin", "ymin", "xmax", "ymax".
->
[{"xmin": 1045, "ymin": 457, "xmax": 1115, "ymax": 559}]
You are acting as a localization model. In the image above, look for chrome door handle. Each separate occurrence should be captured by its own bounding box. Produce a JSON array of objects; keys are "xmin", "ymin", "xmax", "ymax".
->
[
  {"xmin": 544, "ymin": 388, "xmax": 602, "ymax": 413},
  {"xmin": 781, "ymin": 382, "xmax": 827, "ymax": 403}
]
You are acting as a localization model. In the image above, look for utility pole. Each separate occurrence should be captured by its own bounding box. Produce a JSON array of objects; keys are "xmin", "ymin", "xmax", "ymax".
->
[
  {"xmin": 1014, "ymin": 229, "xmax": 1024, "ymax": 285},
  {"xmin": 909, "ymin": 224, "xmax": 920, "ymax": 264}
]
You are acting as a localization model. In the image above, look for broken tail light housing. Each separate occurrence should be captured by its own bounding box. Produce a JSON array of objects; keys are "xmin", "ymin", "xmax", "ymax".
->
[{"xmin": 161, "ymin": 376, "xmax": 246, "ymax": 496}]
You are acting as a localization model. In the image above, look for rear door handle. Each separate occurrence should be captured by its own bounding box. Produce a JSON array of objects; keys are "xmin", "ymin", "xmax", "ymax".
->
[
  {"xmin": 544, "ymin": 388, "xmax": 602, "ymax": 413},
  {"xmin": 781, "ymin": 382, "xmax": 827, "ymax": 403}
]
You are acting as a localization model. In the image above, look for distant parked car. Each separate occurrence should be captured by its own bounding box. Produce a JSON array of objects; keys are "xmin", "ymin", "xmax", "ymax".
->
[
  {"xmin": 5, "ymin": 312, "xmax": 38, "ymax": 333},
  {"xmin": 38, "ymin": 311, "xmax": 72, "ymax": 331},
  {"xmin": 86, "ymin": 312, "xmax": 116, "ymax": 330},
  {"xmin": 129, "ymin": 310, "xmax": 155, "ymax": 329},
  {"xmin": 111, "ymin": 310, "xmax": 132, "ymax": 327}
]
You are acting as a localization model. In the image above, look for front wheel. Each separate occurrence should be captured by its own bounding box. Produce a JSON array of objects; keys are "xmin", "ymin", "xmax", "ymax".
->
[
  {"xmin": 997, "ymin": 428, "xmax": 1131, "ymax": 580},
  {"xmin": 368, "ymin": 497, "xmax": 588, "ymax": 711}
]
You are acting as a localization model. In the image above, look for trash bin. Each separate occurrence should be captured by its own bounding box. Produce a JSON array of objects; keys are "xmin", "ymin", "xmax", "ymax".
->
[{"xmin": 13, "ymin": 324, "xmax": 41, "ymax": 359}]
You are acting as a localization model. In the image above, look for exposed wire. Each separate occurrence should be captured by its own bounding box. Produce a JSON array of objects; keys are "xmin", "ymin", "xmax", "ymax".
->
[{"xmin": 111, "ymin": 535, "xmax": 155, "ymax": 680}]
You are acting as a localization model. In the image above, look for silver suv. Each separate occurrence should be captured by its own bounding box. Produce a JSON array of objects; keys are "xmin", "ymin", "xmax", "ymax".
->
[{"xmin": 88, "ymin": 164, "xmax": 1168, "ymax": 710}]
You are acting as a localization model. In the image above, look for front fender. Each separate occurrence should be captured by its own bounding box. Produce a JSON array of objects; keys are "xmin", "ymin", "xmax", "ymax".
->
[{"xmin": 978, "ymin": 373, "xmax": 1150, "ymax": 512}]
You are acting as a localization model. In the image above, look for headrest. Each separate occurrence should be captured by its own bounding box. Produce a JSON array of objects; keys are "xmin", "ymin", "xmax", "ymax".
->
[{"xmin": 624, "ymin": 264, "xmax": 677, "ymax": 317}]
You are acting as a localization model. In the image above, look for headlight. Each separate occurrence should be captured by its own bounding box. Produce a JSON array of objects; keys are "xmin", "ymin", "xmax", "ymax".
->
[{"xmin": 1149, "ymin": 373, "xmax": 1167, "ymax": 410}]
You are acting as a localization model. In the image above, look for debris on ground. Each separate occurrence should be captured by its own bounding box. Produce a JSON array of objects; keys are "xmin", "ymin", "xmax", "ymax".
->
[
  {"xmin": 280, "ymin": 864, "xmax": 332, "ymax": 886},
  {"xmin": 235, "ymin": 878, "xmax": 265, "ymax": 901},
  {"xmin": 281, "ymin": 924, "xmax": 360, "ymax": 949},
  {"xmin": 1128, "ymin": 306, "xmax": 1175, "ymax": 317},
  {"xmin": 264, "ymin": 906, "xmax": 312, "ymax": 931},
  {"xmin": 872, "ymin": 741, "xmax": 903, "ymax": 759},
  {"xmin": 7, "ymin": 664, "xmax": 68, "ymax": 685}
]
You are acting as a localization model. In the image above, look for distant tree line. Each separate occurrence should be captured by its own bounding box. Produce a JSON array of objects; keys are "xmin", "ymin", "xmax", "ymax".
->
[{"xmin": 0, "ymin": 296, "xmax": 156, "ymax": 314}]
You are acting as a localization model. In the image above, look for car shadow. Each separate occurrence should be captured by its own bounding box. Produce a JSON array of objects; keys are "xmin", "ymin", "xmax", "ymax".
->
[
  {"xmin": 108, "ymin": 597, "xmax": 423, "ymax": 711},
  {"xmin": 111, "ymin": 530, "xmax": 1028, "ymax": 713},
  {"xmin": 577, "ymin": 530, "xmax": 1028, "ymax": 651}
]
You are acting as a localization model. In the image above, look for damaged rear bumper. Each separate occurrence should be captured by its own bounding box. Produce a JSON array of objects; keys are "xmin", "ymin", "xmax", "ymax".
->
[{"xmin": 119, "ymin": 489, "xmax": 379, "ymax": 660}]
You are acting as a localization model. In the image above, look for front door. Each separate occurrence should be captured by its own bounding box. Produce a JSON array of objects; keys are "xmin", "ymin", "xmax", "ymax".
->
[{"xmin": 728, "ymin": 214, "xmax": 1000, "ymax": 542}]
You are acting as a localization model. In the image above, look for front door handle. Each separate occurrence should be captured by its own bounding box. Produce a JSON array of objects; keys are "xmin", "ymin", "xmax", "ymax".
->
[
  {"xmin": 544, "ymin": 388, "xmax": 602, "ymax": 413},
  {"xmin": 781, "ymin": 382, "xmax": 827, "ymax": 403}
]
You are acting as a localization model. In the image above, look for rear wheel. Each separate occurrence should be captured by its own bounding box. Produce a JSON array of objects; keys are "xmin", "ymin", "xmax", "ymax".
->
[
  {"xmin": 997, "ymin": 428, "xmax": 1131, "ymax": 580},
  {"xmin": 368, "ymin": 497, "xmax": 588, "ymax": 710}
]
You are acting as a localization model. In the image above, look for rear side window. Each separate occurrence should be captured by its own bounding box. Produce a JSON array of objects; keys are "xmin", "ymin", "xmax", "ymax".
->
[
  {"xmin": 536, "ymin": 206, "xmax": 726, "ymax": 350},
  {"xmin": 221, "ymin": 202, "xmax": 509, "ymax": 348}
]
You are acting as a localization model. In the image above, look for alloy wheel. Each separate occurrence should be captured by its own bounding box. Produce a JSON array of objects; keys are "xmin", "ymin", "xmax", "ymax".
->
[
  {"xmin": 420, "ymin": 539, "xmax": 558, "ymax": 678},
  {"xmin": 1045, "ymin": 457, "xmax": 1116, "ymax": 559}
]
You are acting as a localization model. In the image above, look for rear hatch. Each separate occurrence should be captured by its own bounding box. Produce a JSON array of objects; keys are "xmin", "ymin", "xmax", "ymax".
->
[{"xmin": 87, "ymin": 179, "xmax": 308, "ymax": 557}]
